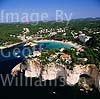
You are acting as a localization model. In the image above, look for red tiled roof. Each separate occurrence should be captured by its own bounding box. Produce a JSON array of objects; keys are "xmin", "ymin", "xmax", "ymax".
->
[{"xmin": 61, "ymin": 54, "xmax": 70, "ymax": 59}]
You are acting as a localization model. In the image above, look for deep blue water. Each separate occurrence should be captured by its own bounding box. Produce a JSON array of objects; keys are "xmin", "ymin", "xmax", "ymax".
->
[
  {"xmin": 0, "ymin": 44, "xmax": 32, "ymax": 73},
  {"xmin": 0, "ymin": 42, "xmax": 72, "ymax": 73}
]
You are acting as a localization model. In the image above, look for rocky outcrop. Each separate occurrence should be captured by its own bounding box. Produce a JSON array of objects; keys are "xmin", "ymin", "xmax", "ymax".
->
[
  {"xmin": 95, "ymin": 73, "xmax": 100, "ymax": 92},
  {"xmin": 66, "ymin": 69, "xmax": 80, "ymax": 86},
  {"xmin": 11, "ymin": 58, "xmax": 41, "ymax": 78},
  {"xmin": 78, "ymin": 74, "xmax": 94, "ymax": 93},
  {"xmin": 42, "ymin": 63, "xmax": 66, "ymax": 81},
  {"xmin": 65, "ymin": 65, "xmax": 85, "ymax": 86},
  {"xmin": 24, "ymin": 58, "xmax": 41, "ymax": 78},
  {"xmin": 74, "ymin": 64, "xmax": 99, "ymax": 92},
  {"xmin": 65, "ymin": 64, "xmax": 100, "ymax": 92},
  {"xmin": 11, "ymin": 63, "xmax": 21, "ymax": 76},
  {"xmin": 11, "ymin": 59, "xmax": 100, "ymax": 92}
]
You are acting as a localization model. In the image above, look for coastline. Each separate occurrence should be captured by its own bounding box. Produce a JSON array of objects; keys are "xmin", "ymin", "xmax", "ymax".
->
[
  {"xmin": 0, "ymin": 42, "xmax": 23, "ymax": 50},
  {"xmin": 0, "ymin": 39, "xmax": 82, "ymax": 50},
  {"xmin": 34, "ymin": 40, "xmax": 82, "ymax": 49}
]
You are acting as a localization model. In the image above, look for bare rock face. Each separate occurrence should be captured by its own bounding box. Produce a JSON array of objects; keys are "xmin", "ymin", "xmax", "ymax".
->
[
  {"xmin": 24, "ymin": 58, "xmax": 41, "ymax": 78},
  {"xmin": 11, "ymin": 63, "xmax": 21, "ymax": 76},
  {"xmin": 86, "ymin": 64, "xmax": 99, "ymax": 82},
  {"xmin": 11, "ymin": 59, "xmax": 100, "ymax": 92},
  {"xmin": 66, "ymin": 65, "xmax": 84, "ymax": 86},
  {"xmin": 42, "ymin": 63, "xmax": 66, "ymax": 81},
  {"xmin": 78, "ymin": 74, "xmax": 94, "ymax": 92},
  {"xmin": 11, "ymin": 58, "xmax": 41, "ymax": 78},
  {"xmin": 66, "ymin": 69, "xmax": 80, "ymax": 86},
  {"xmin": 66, "ymin": 64, "xmax": 99, "ymax": 88},
  {"xmin": 95, "ymin": 73, "xmax": 100, "ymax": 92},
  {"xmin": 77, "ymin": 64, "xmax": 99, "ymax": 92}
]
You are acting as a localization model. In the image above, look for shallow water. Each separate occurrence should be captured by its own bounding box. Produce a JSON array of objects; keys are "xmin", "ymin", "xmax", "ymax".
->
[{"xmin": 36, "ymin": 42, "xmax": 72, "ymax": 50}]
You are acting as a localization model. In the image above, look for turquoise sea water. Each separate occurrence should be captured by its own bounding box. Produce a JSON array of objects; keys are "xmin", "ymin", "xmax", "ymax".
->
[{"xmin": 36, "ymin": 42, "xmax": 72, "ymax": 50}]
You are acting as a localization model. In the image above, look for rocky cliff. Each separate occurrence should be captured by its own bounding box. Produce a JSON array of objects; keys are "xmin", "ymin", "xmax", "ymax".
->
[{"xmin": 11, "ymin": 58, "xmax": 100, "ymax": 92}]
